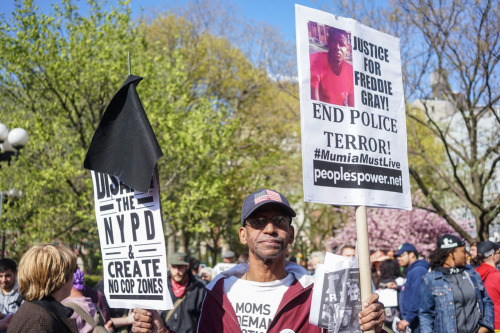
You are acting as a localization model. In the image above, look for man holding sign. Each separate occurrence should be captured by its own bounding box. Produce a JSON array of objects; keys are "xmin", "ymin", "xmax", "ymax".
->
[{"xmin": 132, "ymin": 189, "xmax": 386, "ymax": 332}]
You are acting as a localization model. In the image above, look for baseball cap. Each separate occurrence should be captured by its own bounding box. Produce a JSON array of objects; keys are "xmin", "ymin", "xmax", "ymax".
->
[
  {"xmin": 222, "ymin": 250, "xmax": 235, "ymax": 258},
  {"xmin": 395, "ymin": 243, "xmax": 417, "ymax": 257},
  {"xmin": 169, "ymin": 252, "xmax": 189, "ymax": 266},
  {"xmin": 437, "ymin": 234, "xmax": 465, "ymax": 249},
  {"xmin": 241, "ymin": 189, "xmax": 296, "ymax": 226},
  {"xmin": 476, "ymin": 241, "xmax": 500, "ymax": 257}
]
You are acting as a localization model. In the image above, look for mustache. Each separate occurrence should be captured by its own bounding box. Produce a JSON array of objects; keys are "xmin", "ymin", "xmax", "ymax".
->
[{"xmin": 258, "ymin": 236, "xmax": 285, "ymax": 244}]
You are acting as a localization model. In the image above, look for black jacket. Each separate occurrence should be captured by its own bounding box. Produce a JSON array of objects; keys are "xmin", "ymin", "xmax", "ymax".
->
[{"xmin": 160, "ymin": 271, "xmax": 206, "ymax": 333}]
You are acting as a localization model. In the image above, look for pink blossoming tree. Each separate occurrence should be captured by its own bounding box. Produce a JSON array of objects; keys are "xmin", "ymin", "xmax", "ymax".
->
[{"xmin": 327, "ymin": 196, "xmax": 474, "ymax": 258}]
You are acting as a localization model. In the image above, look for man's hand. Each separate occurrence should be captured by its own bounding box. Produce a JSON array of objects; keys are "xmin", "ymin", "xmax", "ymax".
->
[
  {"xmin": 104, "ymin": 319, "xmax": 115, "ymax": 333},
  {"xmin": 358, "ymin": 293, "xmax": 385, "ymax": 333},
  {"xmin": 131, "ymin": 308, "xmax": 168, "ymax": 333},
  {"xmin": 478, "ymin": 327, "xmax": 489, "ymax": 333},
  {"xmin": 396, "ymin": 319, "xmax": 409, "ymax": 332}
]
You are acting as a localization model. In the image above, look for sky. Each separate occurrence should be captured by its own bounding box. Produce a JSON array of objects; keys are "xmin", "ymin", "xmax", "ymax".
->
[
  {"xmin": 210, "ymin": 0, "xmax": 331, "ymax": 43},
  {"xmin": 0, "ymin": 0, "xmax": 335, "ymax": 43}
]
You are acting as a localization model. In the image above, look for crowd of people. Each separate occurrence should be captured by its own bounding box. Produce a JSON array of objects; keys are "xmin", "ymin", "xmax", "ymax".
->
[
  {"xmin": 0, "ymin": 188, "xmax": 498, "ymax": 333},
  {"xmin": 367, "ymin": 237, "xmax": 500, "ymax": 333}
]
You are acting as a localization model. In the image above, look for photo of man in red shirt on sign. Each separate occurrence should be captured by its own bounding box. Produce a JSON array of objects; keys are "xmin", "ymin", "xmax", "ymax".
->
[{"xmin": 309, "ymin": 25, "xmax": 355, "ymax": 107}]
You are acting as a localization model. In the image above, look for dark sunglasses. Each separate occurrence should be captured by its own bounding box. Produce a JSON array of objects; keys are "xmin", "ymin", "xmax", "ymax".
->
[{"xmin": 245, "ymin": 215, "xmax": 291, "ymax": 229}]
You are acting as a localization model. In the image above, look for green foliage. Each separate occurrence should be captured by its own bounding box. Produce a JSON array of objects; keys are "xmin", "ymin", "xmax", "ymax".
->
[
  {"xmin": 0, "ymin": 0, "xmax": 138, "ymax": 259},
  {"xmin": 84, "ymin": 274, "xmax": 102, "ymax": 288},
  {"xmin": 0, "ymin": 0, "xmax": 305, "ymax": 266},
  {"xmin": 139, "ymin": 13, "xmax": 303, "ymax": 261}
]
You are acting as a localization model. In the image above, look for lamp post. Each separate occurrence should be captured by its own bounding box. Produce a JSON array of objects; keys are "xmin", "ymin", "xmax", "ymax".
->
[
  {"xmin": 0, "ymin": 122, "xmax": 29, "ymax": 259},
  {"xmin": 0, "ymin": 123, "xmax": 29, "ymax": 164}
]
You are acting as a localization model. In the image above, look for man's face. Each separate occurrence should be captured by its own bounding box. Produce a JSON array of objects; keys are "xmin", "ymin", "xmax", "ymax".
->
[
  {"xmin": 341, "ymin": 247, "xmax": 355, "ymax": 258},
  {"xmin": 239, "ymin": 204, "xmax": 294, "ymax": 262},
  {"xmin": 170, "ymin": 264, "xmax": 188, "ymax": 283},
  {"xmin": 0, "ymin": 269, "xmax": 16, "ymax": 292},
  {"xmin": 397, "ymin": 252, "xmax": 410, "ymax": 267},
  {"xmin": 328, "ymin": 31, "xmax": 349, "ymax": 65},
  {"xmin": 470, "ymin": 244, "xmax": 477, "ymax": 259},
  {"xmin": 493, "ymin": 249, "xmax": 500, "ymax": 265}
]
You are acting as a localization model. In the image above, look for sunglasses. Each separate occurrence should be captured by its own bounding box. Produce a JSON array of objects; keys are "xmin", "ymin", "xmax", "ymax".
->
[{"xmin": 245, "ymin": 216, "xmax": 291, "ymax": 229}]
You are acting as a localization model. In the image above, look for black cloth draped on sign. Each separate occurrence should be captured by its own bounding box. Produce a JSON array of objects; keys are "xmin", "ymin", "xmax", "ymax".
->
[{"xmin": 84, "ymin": 75, "xmax": 163, "ymax": 193}]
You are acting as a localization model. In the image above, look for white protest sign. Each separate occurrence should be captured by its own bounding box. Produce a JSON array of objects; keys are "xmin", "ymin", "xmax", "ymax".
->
[
  {"xmin": 296, "ymin": 5, "xmax": 411, "ymax": 210},
  {"xmin": 310, "ymin": 254, "xmax": 361, "ymax": 331},
  {"xmin": 91, "ymin": 170, "xmax": 173, "ymax": 310}
]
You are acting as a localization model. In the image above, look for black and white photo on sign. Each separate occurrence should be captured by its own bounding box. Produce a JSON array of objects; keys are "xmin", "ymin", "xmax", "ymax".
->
[{"xmin": 310, "ymin": 253, "xmax": 361, "ymax": 332}]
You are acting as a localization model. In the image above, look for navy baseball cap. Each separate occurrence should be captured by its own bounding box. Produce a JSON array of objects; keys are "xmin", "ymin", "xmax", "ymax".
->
[
  {"xmin": 241, "ymin": 189, "xmax": 296, "ymax": 226},
  {"xmin": 437, "ymin": 234, "xmax": 465, "ymax": 249},
  {"xmin": 476, "ymin": 241, "xmax": 499, "ymax": 257},
  {"xmin": 395, "ymin": 243, "xmax": 417, "ymax": 257}
]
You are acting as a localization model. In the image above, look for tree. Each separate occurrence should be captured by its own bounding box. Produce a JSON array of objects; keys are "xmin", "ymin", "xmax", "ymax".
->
[
  {"xmin": 329, "ymin": 0, "xmax": 500, "ymax": 242},
  {"xmin": 328, "ymin": 193, "xmax": 473, "ymax": 258},
  {"xmin": 291, "ymin": 202, "xmax": 348, "ymax": 261},
  {"xmin": 139, "ymin": 7, "xmax": 303, "ymax": 262},
  {"xmin": 400, "ymin": 0, "xmax": 500, "ymax": 242},
  {"xmin": 0, "ymin": 0, "xmax": 137, "ymax": 263},
  {"xmin": 0, "ymin": 0, "xmax": 306, "ymax": 267}
]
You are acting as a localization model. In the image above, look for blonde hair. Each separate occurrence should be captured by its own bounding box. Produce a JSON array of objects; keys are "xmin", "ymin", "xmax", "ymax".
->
[{"xmin": 18, "ymin": 244, "xmax": 77, "ymax": 301}]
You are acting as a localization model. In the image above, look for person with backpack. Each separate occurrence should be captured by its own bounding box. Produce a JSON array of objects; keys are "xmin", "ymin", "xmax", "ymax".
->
[
  {"xmin": 159, "ymin": 252, "xmax": 206, "ymax": 333},
  {"xmin": 62, "ymin": 268, "xmax": 113, "ymax": 333},
  {"xmin": 8, "ymin": 244, "xmax": 79, "ymax": 333}
]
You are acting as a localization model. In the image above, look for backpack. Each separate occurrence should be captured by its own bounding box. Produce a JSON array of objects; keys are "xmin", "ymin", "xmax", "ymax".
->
[{"xmin": 65, "ymin": 302, "xmax": 110, "ymax": 333}]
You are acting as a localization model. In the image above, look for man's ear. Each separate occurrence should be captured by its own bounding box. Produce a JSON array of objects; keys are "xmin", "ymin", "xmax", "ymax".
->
[
  {"xmin": 239, "ymin": 227, "xmax": 248, "ymax": 245},
  {"xmin": 288, "ymin": 225, "xmax": 295, "ymax": 245}
]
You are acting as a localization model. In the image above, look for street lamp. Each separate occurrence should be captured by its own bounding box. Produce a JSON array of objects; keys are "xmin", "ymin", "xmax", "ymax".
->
[
  {"xmin": 0, "ymin": 122, "xmax": 29, "ymax": 259},
  {"xmin": 0, "ymin": 123, "xmax": 29, "ymax": 165}
]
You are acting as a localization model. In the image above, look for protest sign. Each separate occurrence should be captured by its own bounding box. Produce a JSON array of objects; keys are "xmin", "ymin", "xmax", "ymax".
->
[
  {"xmin": 91, "ymin": 170, "xmax": 173, "ymax": 310},
  {"xmin": 310, "ymin": 253, "xmax": 362, "ymax": 332},
  {"xmin": 295, "ymin": 5, "xmax": 411, "ymax": 210},
  {"xmin": 376, "ymin": 288, "xmax": 398, "ymax": 308}
]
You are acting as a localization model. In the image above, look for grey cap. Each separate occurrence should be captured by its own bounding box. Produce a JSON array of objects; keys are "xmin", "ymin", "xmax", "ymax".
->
[{"xmin": 222, "ymin": 250, "xmax": 235, "ymax": 258}]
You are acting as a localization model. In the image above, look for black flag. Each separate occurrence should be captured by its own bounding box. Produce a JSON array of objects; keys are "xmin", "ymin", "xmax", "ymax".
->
[{"xmin": 84, "ymin": 75, "xmax": 163, "ymax": 193}]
